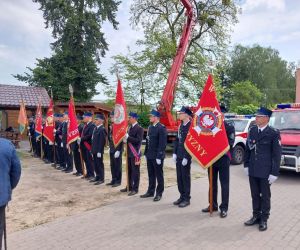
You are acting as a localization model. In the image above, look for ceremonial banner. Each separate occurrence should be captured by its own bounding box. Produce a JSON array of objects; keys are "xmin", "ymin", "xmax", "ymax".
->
[
  {"xmin": 184, "ymin": 74, "xmax": 229, "ymax": 169},
  {"xmin": 18, "ymin": 100, "xmax": 28, "ymax": 135},
  {"xmin": 35, "ymin": 101, "xmax": 43, "ymax": 139},
  {"xmin": 112, "ymin": 78, "xmax": 128, "ymax": 147},
  {"xmin": 43, "ymin": 99, "xmax": 55, "ymax": 143},
  {"xmin": 67, "ymin": 97, "xmax": 79, "ymax": 145}
]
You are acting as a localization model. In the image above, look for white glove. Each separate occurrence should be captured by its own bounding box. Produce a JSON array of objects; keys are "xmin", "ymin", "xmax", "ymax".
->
[
  {"xmin": 172, "ymin": 154, "xmax": 177, "ymax": 162},
  {"xmin": 28, "ymin": 132, "xmax": 31, "ymax": 136},
  {"xmin": 97, "ymin": 152, "xmax": 102, "ymax": 158},
  {"xmin": 244, "ymin": 167, "xmax": 249, "ymax": 176},
  {"xmin": 114, "ymin": 151, "xmax": 120, "ymax": 158},
  {"xmin": 125, "ymin": 133, "xmax": 129, "ymax": 139},
  {"xmin": 182, "ymin": 158, "xmax": 188, "ymax": 166},
  {"xmin": 268, "ymin": 174, "xmax": 278, "ymax": 184},
  {"xmin": 49, "ymin": 141, "xmax": 54, "ymax": 145},
  {"xmin": 27, "ymin": 126, "xmax": 30, "ymax": 130},
  {"xmin": 77, "ymin": 138, "xmax": 81, "ymax": 144},
  {"xmin": 156, "ymin": 159, "xmax": 162, "ymax": 165},
  {"xmin": 61, "ymin": 142, "xmax": 63, "ymax": 148},
  {"xmin": 53, "ymin": 129, "xmax": 57, "ymax": 133}
]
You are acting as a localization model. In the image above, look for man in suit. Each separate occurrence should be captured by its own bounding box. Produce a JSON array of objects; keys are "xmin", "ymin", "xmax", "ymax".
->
[
  {"xmin": 173, "ymin": 106, "xmax": 193, "ymax": 208},
  {"xmin": 0, "ymin": 138, "xmax": 21, "ymax": 249},
  {"xmin": 141, "ymin": 109, "xmax": 167, "ymax": 202},
  {"xmin": 244, "ymin": 107, "xmax": 282, "ymax": 231},
  {"xmin": 201, "ymin": 104, "xmax": 235, "ymax": 218},
  {"xmin": 61, "ymin": 112, "xmax": 73, "ymax": 173},
  {"xmin": 120, "ymin": 112, "xmax": 144, "ymax": 196},
  {"xmin": 107, "ymin": 111, "xmax": 123, "ymax": 187},
  {"xmin": 90, "ymin": 114, "xmax": 107, "ymax": 185},
  {"xmin": 71, "ymin": 115, "xmax": 84, "ymax": 176},
  {"xmin": 79, "ymin": 112, "xmax": 96, "ymax": 180}
]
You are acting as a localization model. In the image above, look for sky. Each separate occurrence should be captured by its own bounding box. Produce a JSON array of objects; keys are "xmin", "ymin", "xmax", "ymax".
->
[{"xmin": 0, "ymin": 0, "xmax": 299, "ymax": 100}]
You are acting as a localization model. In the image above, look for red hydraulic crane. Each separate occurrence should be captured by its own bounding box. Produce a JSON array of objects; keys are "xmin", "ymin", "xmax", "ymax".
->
[{"xmin": 157, "ymin": 0, "xmax": 196, "ymax": 135}]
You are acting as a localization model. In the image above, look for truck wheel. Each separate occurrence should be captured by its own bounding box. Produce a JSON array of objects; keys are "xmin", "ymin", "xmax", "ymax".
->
[{"xmin": 231, "ymin": 145, "xmax": 245, "ymax": 165}]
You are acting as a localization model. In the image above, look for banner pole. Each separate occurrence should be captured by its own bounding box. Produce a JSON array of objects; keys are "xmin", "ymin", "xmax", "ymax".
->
[{"xmin": 209, "ymin": 165, "xmax": 213, "ymax": 216}]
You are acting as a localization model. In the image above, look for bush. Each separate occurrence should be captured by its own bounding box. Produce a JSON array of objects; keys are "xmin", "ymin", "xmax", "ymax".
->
[{"xmin": 233, "ymin": 104, "xmax": 258, "ymax": 115}]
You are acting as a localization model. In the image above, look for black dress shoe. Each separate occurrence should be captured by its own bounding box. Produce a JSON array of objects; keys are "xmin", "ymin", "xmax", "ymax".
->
[
  {"xmin": 89, "ymin": 177, "xmax": 99, "ymax": 182},
  {"xmin": 75, "ymin": 173, "xmax": 83, "ymax": 177},
  {"xmin": 259, "ymin": 221, "xmax": 267, "ymax": 231},
  {"xmin": 202, "ymin": 206, "xmax": 218, "ymax": 213},
  {"xmin": 73, "ymin": 172, "xmax": 79, "ymax": 175},
  {"xmin": 94, "ymin": 180, "xmax": 104, "ymax": 185},
  {"xmin": 178, "ymin": 200, "xmax": 190, "ymax": 208},
  {"xmin": 140, "ymin": 193, "xmax": 154, "ymax": 198},
  {"xmin": 173, "ymin": 199, "xmax": 183, "ymax": 206},
  {"xmin": 64, "ymin": 169, "xmax": 73, "ymax": 173},
  {"xmin": 128, "ymin": 191, "xmax": 137, "ymax": 196},
  {"xmin": 120, "ymin": 188, "xmax": 129, "ymax": 192},
  {"xmin": 112, "ymin": 183, "xmax": 121, "ymax": 187},
  {"xmin": 153, "ymin": 196, "xmax": 162, "ymax": 202},
  {"xmin": 220, "ymin": 210, "xmax": 227, "ymax": 218},
  {"xmin": 106, "ymin": 182, "xmax": 114, "ymax": 186},
  {"xmin": 244, "ymin": 216, "xmax": 260, "ymax": 226}
]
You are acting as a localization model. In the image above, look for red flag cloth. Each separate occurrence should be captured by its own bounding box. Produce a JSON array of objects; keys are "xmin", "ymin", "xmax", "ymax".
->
[
  {"xmin": 35, "ymin": 102, "xmax": 43, "ymax": 139},
  {"xmin": 184, "ymin": 74, "xmax": 229, "ymax": 169},
  {"xmin": 67, "ymin": 97, "xmax": 79, "ymax": 145},
  {"xmin": 112, "ymin": 79, "xmax": 128, "ymax": 147},
  {"xmin": 43, "ymin": 99, "xmax": 55, "ymax": 143}
]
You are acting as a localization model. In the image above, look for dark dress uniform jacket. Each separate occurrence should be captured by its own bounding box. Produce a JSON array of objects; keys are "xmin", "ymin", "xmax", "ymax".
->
[
  {"xmin": 108, "ymin": 126, "xmax": 123, "ymax": 153},
  {"xmin": 81, "ymin": 122, "xmax": 96, "ymax": 149},
  {"xmin": 173, "ymin": 121, "xmax": 192, "ymax": 160},
  {"xmin": 127, "ymin": 124, "xmax": 144, "ymax": 158},
  {"xmin": 61, "ymin": 122, "xmax": 68, "ymax": 145},
  {"xmin": 225, "ymin": 120, "xmax": 236, "ymax": 154},
  {"xmin": 144, "ymin": 123, "xmax": 167, "ymax": 160},
  {"xmin": 244, "ymin": 125, "xmax": 282, "ymax": 178},
  {"xmin": 91, "ymin": 125, "xmax": 107, "ymax": 155}
]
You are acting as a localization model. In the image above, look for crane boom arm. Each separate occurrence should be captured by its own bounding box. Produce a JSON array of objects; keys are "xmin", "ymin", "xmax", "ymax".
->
[{"xmin": 158, "ymin": 0, "xmax": 195, "ymax": 129}]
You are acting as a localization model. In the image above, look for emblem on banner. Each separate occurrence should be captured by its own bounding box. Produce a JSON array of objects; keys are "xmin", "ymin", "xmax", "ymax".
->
[
  {"xmin": 114, "ymin": 104, "xmax": 125, "ymax": 124},
  {"xmin": 193, "ymin": 106, "xmax": 222, "ymax": 136}
]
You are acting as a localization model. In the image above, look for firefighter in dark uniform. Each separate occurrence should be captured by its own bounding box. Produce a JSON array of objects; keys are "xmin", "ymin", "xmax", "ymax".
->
[
  {"xmin": 55, "ymin": 114, "xmax": 65, "ymax": 169},
  {"xmin": 28, "ymin": 116, "xmax": 37, "ymax": 157},
  {"xmin": 79, "ymin": 112, "xmax": 96, "ymax": 180},
  {"xmin": 71, "ymin": 115, "xmax": 84, "ymax": 176},
  {"xmin": 90, "ymin": 113, "xmax": 107, "ymax": 185},
  {"xmin": 173, "ymin": 106, "xmax": 193, "ymax": 208},
  {"xmin": 120, "ymin": 112, "xmax": 144, "ymax": 196},
  {"xmin": 107, "ymin": 111, "xmax": 123, "ymax": 187},
  {"xmin": 141, "ymin": 109, "xmax": 167, "ymax": 201},
  {"xmin": 61, "ymin": 112, "xmax": 73, "ymax": 173},
  {"xmin": 53, "ymin": 113, "xmax": 61, "ymax": 167},
  {"xmin": 201, "ymin": 105, "xmax": 235, "ymax": 218},
  {"xmin": 244, "ymin": 107, "xmax": 281, "ymax": 231}
]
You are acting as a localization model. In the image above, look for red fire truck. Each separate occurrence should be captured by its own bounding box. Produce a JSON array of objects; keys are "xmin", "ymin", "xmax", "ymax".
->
[{"xmin": 269, "ymin": 103, "xmax": 300, "ymax": 172}]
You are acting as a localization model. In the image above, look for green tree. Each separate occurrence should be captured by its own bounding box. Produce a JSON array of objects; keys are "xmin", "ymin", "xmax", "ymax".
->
[
  {"xmin": 228, "ymin": 44, "xmax": 296, "ymax": 105},
  {"xmin": 230, "ymin": 81, "xmax": 263, "ymax": 112},
  {"xmin": 14, "ymin": 0, "xmax": 120, "ymax": 101},
  {"xmin": 106, "ymin": 0, "xmax": 238, "ymax": 108}
]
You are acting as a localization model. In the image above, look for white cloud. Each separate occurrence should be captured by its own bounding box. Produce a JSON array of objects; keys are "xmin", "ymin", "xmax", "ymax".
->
[
  {"xmin": 231, "ymin": 0, "xmax": 300, "ymax": 63},
  {"xmin": 242, "ymin": 0, "xmax": 286, "ymax": 12}
]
